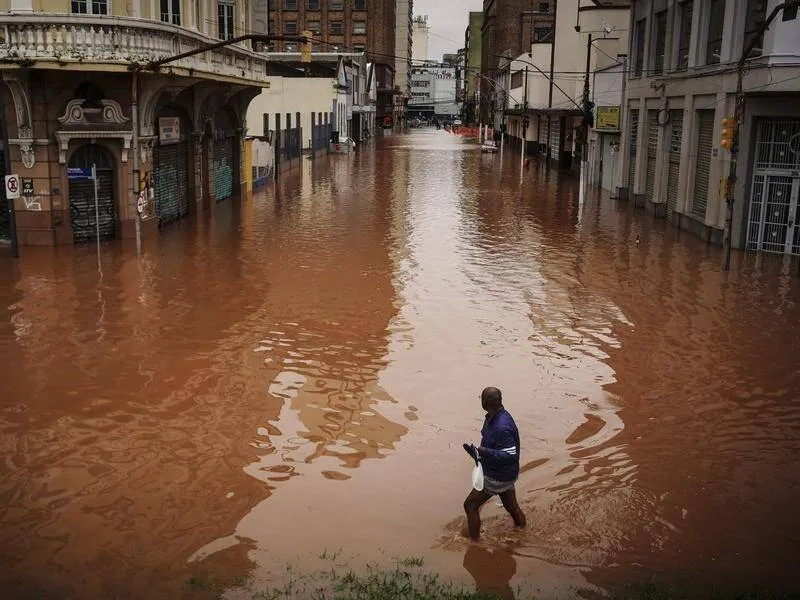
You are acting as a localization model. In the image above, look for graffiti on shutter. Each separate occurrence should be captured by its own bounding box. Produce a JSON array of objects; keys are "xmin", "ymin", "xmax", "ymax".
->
[
  {"xmin": 666, "ymin": 110, "xmax": 684, "ymax": 220},
  {"xmin": 68, "ymin": 144, "xmax": 116, "ymax": 243},
  {"xmin": 628, "ymin": 109, "xmax": 639, "ymax": 192},
  {"xmin": 154, "ymin": 141, "xmax": 189, "ymax": 228},
  {"xmin": 692, "ymin": 110, "xmax": 714, "ymax": 220},
  {"xmin": 645, "ymin": 110, "xmax": 658, "ymax": 203}
]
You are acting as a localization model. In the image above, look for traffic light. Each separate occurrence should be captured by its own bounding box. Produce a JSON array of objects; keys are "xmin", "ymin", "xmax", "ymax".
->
[
  {"xmin": 300, "ymin": 30, "xmax": 312, "ymax": 63},
  {"xmin": 720, "ymin": 117, "xmax": 736, "ymax": 150}
]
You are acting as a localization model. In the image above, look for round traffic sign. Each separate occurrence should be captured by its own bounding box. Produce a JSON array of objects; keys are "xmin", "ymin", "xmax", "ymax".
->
[
  {"xmin": 7, "ymin": 178, "xmax": 18, "ymax": 192},
  {"xmin": 137, "ymin": 192, "xmax": 146, "ymax": 215}
]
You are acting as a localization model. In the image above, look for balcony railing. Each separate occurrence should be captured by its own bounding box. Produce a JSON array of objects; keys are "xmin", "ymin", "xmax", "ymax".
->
[{"xmin": 0, "ymin": 14, "xmax": 268, "ymax": 83}]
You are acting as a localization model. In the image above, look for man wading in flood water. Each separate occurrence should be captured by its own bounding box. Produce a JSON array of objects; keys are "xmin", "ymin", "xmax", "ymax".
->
[{"xmin": 463, "ymin": 387, "xmax": 526, "ymax": 539}]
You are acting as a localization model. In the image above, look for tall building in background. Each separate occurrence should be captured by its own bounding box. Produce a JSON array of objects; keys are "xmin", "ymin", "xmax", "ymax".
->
[
  {"xmin": 464, "ymin": 11, "xmax": 484, "ymax": 125},
  {"xmin": 264, "ymin": 0, "xmax": 397, "ymax": 123},
  {"xmin": 412, "ymin": 15, "xmax": 430, "ymax": 65},
  {"xmin": 395, "ymin": 0, "xmax": 414, "ymax": 102}
]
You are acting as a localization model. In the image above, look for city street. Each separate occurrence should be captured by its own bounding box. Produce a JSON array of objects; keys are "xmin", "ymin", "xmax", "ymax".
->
[{"xmin": 1, "ymin": 130, "xmax": 799, "ymax": 599}]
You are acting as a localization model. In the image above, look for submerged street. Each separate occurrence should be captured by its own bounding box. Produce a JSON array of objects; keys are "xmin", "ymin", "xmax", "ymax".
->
[{"xmin": 1, "ymin": 130, "xmax": 799, "ymax": 599}]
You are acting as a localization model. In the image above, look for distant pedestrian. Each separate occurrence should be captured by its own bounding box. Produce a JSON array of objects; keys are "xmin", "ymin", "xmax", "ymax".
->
[{"xmin": 463, "ymin": 387, "xmax": 526, "ymax": 540}]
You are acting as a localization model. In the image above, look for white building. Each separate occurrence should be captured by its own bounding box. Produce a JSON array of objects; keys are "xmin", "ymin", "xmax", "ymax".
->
[
  {"xmin": 412, "ymin": 15, "xmax": 430, "ymax": 65},
  {"xmin": 408, "ymin": 64, "xmax": 460, "ymax": 119},
  {"xmin": 620, "ymin": 0, "xmax": 800, "ymax": 254},
  {"xmin": 498, "ymin": 0, "xmax": 629, "ymax": 169}
]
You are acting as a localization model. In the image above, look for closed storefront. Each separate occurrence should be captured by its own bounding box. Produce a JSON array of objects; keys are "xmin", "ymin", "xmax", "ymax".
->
[
  {"xmin": 691, "ymin": 110, "xmax": 714, "ymax": 220},
  {"xmin": 746, "ymin": 119, "xmax": 800, "ymax": 255},
  {"xmin": 645, "ymin": 110, "xmax": 658, "ymax": 203},
  {"xmin": 154, "ymin": 109, "xmax": 190, "ymax": 228},
  {"xmin": 0, "ymin": 142, "xmax": 8, "ymax": 241},
  {"xmin": 549, "ymin": 117, "xmax": 561, "ymax": 163},
  {"xmin": 68, "ymin": 144, "xmax": 116, "ymax": 243},
  {"xmin": 628, "ymin": 109, "xmax": 639, "ymax": 192},
  {"xmin": 666, "ymin": 110, "xmax": 684, "ymax": 220},
  {"xmin": 213, "ymin": 108, "xmax": 237, "ymax": 202}
]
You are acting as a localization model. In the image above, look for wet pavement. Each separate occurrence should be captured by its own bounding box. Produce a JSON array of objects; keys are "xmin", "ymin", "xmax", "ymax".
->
[{"xmin": 1, "ymin": 130, "xmax": 799, "ymax": 599}]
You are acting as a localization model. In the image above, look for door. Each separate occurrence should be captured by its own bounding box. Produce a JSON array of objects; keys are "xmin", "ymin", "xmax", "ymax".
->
[
  {"xmin": 69, "ymin": 144, "xmax": 115, "ymax": 243},
  {"xmin": 600, "ymin": 135, "xmax": 618, "ymax": 192},
  {"xmin": 154, "ymin": 139, "xmax": 189, "ymax": 228},
  {"xmin": 549, "ymin": 117, "xmax": 561, "ymax": 163},
  {"xmin": 666, "ymin": 109, "xmax": 684, "ymax": 221},
  {"xmin": 746, "ymin": 119, "xmax": 800, "ymax": 255},
  {"xmin": 691, "ymin": 110, "xmax": 714, "ymax": 220},
  {"xmin": 627, "ymin": 109, "xmax": 639, "ymax": 192},
  {"xmin": 645, "ymin": 110, "xmax": 659, "ymax": 203}
]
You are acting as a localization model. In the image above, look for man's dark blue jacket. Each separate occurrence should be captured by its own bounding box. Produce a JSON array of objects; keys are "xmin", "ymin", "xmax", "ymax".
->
[{"xmin": 479, "ymin": 407, "xmax": 520, "ymax": 482}]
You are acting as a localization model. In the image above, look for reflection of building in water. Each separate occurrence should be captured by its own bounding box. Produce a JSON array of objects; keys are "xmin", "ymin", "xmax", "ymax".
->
[{"xmin": 247, "ymin": 153, "xmax": 407, "ymax": 478}]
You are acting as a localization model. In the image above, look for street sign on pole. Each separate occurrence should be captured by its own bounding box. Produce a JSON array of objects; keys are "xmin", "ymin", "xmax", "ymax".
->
[
  {"xmin": 67, "ymin": 167, "xmax": 93, "ymax": 180},
  {"xmin": 5, "ymin": 174, "xmax": 20, "ymax": 199}
]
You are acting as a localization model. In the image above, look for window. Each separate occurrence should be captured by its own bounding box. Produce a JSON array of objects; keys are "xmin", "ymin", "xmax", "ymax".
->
[
  {"xmin": 329, "ymin": 21, "xmax": 343, "ymax": 34},
  {"xmin": 307, "ymin": 0, "xmax": 319, "ymax": 9},
  {"xmin": 353, "ymin": 44, "xmax": 365, "ymax": 53},
  {"xmin": 533, "ymin": 26, "xmax": 553, "ymax": 43},
  {"xmin": 538, "ymin": 1, "xmax": 550, "ymax": 12},
  {"xmin": 71, "ymin": 0, "xmax": 108, "ymax": 14},
  {"xmin": 510, "ymin": 70, "xmax": 524, "ymax": 88},
  {"xmin": 284, "ymin": 0, "xmax": 298, "ymax": 9},
  {"xmin": 676, "ymin": 1, "xmax": 693, "ymax": 70},
  {"xmin": 284, "ymin": 20, "xmax": 298, "ymax": 34},
  {"xmin": 353, "ymin": 0, "xmax": 366, "ymax": 9},
  {"xmin": 651, "ymin": 10, "xmax": 667, "ymax": 74},
  {"xmin": 306, "ymin": 19, "xmax": 321, "ymax": 33},
  {"xmin": 218, "ymin": 0, "xmax": 235, "ymax": 40},
  {"xmin": 353, "ymin": 21, "xmax": 366, "ymax": 34},
  {"xmin": 330, "ymin": 0, "xmax": 344, "ymax": 10},
  {"xmin": 160, "ymin": 0, "xmax": 181, "ymax": 24},
  {"xmin": 783, "ymin": 2, "xmax": 798, "ymax": 20},
  {"xmin": 706, "ymin": 0, "xmax": 725, "ymax": 64},
  {"xmin": 633, "ymin": 19, "xmax": 646, "ymax": 77},
  {"xmin": 744, "ymin": 0, "xmax": 767, "ymax": 57}
]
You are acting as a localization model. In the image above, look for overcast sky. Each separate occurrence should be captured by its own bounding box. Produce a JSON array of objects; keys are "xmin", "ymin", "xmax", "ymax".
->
[{"xmin": 413, "ymin": 0, "xmax": 483, "ymax": 61}]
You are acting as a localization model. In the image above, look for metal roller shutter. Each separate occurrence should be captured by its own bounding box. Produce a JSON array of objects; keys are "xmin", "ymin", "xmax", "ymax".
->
[
  {"xmin": 68, "ymin": 144, "xmax": 116, "ymax": 243},
  {"xmin": 213, "ymin": 135, "xmax": 235, "ymax": 202},
  {"xmin": 154, "ymin": 141, "xmax": 189, "ymax": 228},
  {"xmin": 549, "ymin": 118, "xmax": 561, "ymax": 162},
  {"xmin": 692, "ymin": 110, "xmax": 714, "ymax": 219},
  {"xmin": 0, "ymin": 147, "xmax": 8, "ymax": 241},
  {"xmin": 667, "ymin": 109, "xmax": 684, "ymax": 220},
  {"xmin": 645, "ymin": 110, "xmax": 658, "ymax": 203},
  {"xmin": 628, "ymin": 109, "xmax": 639, "ymax": 192}
]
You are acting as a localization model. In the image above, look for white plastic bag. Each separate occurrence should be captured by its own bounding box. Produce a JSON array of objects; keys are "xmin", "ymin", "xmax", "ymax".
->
[{"xmin": 472, "ymin": 461, "xmax": 485, "ymax": 492}]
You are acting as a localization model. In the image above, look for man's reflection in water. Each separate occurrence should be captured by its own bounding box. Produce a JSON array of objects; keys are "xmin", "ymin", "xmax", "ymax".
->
[{"xmin": 462, "ymin": 545, "xmax": 517, "ymax": 600}]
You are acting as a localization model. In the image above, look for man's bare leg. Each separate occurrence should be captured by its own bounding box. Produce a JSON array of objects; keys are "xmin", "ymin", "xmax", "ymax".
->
[
  {"xmin": 463, "ymin": 488, "xmax": 492, "ymax": 539},
  {"xmin": 499, "ymin": 488, "xmax": 526, "ymax": 529}
]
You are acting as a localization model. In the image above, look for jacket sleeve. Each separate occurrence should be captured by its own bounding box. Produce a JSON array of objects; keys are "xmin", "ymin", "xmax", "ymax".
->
[{"xmin": 479, "ymin": 426, "xmax": 518, "ymax": 465}]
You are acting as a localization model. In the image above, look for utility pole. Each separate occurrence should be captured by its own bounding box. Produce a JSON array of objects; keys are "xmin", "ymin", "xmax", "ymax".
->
[
  {"xmin": 581, "ymin": 33, "xmax": 594, "ymax": 169},
  {"xmin": 723, "ymin": 0, "xmax": 799, "ymax": 271}
]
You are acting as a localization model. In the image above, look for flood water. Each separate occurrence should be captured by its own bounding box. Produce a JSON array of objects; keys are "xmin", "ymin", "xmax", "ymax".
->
[{"xmin": 1, "ymin": 130, "xmax": 799, "ymax": 599}]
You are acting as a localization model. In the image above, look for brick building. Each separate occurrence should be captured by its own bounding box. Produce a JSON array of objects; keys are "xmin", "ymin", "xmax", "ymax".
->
[{"xmin": 262, "ymin": 0, "xmax": 397, "ymax": 123}]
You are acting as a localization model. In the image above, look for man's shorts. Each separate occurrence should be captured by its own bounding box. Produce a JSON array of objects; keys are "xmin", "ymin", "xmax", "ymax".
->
[{"xmin": 484, "ymin": 475, "xmax": 516, "ymax": 495}]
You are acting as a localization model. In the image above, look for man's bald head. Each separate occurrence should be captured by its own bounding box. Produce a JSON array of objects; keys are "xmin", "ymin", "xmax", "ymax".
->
[{"xmin": 481, "ymin": 387, "xmax": 503, "ymax": 413}]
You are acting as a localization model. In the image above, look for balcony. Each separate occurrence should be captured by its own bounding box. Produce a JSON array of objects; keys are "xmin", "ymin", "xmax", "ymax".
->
[{"xmin": 0, "ymin": 14, "xmax": 269, "ymax": 84}]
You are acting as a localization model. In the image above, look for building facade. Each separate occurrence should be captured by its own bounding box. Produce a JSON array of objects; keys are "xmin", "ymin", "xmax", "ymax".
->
[
  {"xmin": 395, "ymin": 0, "xmax": 414, "ymax": 101},
  {"xmin": 0, "ymin": 0, "xmax": 267, "ymax": 247},
  {"xmin": 619, "ymin": 0, "xmax": 800, "ymax": 254},
  {"xmin": 263, "ymin": 0, "xmax": 396, "ymax": 124},
  {"xmin": 412, "ymin": 15, "xmax": 430, "ymax": 65},
  {"xmin": 464, "ymin": 11, "xmax": 484, "ymax": 125},
  {"xmin": 408, "ymin": 64, "xmax": 460, "ymax": 120},
  {"xmin": 499, "ymin": 0, "xmax": 628, "ymax": 170}
]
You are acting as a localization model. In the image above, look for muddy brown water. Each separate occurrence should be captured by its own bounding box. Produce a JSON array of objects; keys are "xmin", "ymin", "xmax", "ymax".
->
[{"xmin": 1, "ymin": 131, "xmax": 799, "ymax": 599}]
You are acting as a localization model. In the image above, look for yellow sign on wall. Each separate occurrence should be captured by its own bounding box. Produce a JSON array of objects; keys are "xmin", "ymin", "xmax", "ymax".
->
[{"xmin": 596, "ymin": 106, "xmax": 621, "ymax": 131}]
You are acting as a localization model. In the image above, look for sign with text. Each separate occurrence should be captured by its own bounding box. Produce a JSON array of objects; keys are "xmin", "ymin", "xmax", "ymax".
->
[
  {"xmin": 67, "ymin": 167, "xmax": 93, "ymax": 180},
  {"xmin": 159, "ymin": 117, "xmax": 181, "ymax": 144},
  {"xmin": 22, "ymin": 178, "xmax": 34, "ymax": 196},
  {"xmin": 595, "ymin": 106, "xmax": 621, "ymax": 132}
]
